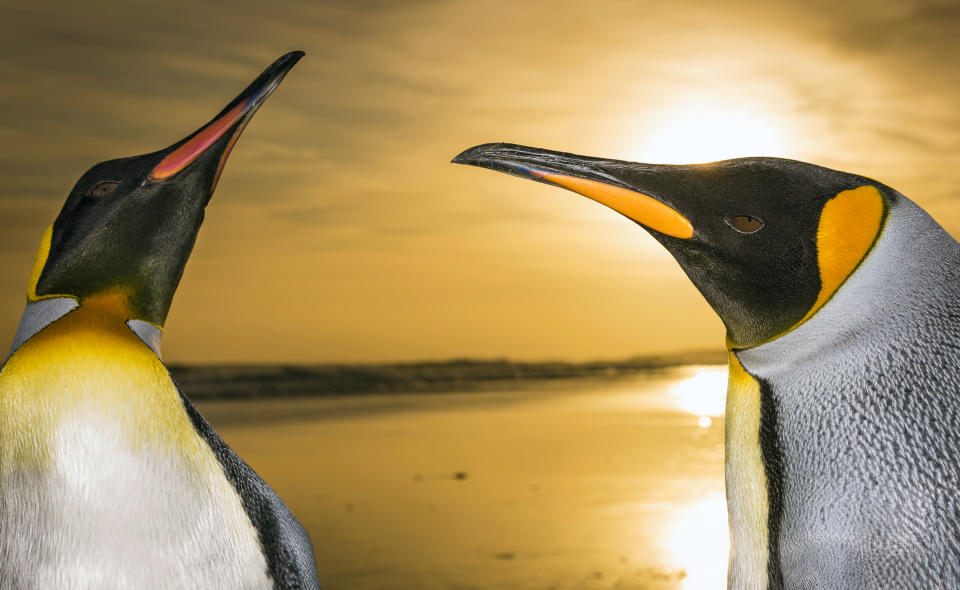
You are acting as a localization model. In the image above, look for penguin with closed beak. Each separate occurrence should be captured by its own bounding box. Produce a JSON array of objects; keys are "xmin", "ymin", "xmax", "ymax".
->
[
  {"xmin": 0, "ymin": 52, "xmax": 320, "ymax": 590},
  {"xmin": 452, "ymin": 143, "xmax": 960, "ymax": 589}
]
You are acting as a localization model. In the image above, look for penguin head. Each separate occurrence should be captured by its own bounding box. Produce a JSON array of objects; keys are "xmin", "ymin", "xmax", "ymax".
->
[
  {"xmin": 28, "ymin": 51, "xmax": 303, "ymax": 328},
  {"xmin": 452, "ymin": 143, "xmax": 891, "ymax": 348}
]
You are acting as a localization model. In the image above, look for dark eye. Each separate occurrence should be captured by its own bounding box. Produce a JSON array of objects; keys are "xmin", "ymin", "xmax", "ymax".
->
[
  {"xmin": 725, "ymin": 215, "xmax": 765, "ymax": 234},
  {"xmin": 89, "ymin": 182, "xmax": 119, "ymax": 197}
]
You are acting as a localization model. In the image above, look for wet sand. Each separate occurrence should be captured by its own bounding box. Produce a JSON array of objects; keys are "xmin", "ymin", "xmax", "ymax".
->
[{"xmin": 196, "ymin": 365, "xmax": 729, "ymax": 590}]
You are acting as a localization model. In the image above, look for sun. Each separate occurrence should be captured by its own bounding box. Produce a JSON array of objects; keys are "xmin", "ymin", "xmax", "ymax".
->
[{"xmin": 630, "ymin": 102, "xmax": 789, "ymax": 164}]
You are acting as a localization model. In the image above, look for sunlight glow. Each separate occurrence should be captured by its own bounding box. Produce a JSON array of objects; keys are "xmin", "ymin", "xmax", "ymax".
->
[
  {"xmin": 669, "ymin": 366, "xmax": 727, "ymax": 417},
  {"xmin": 697, "ymin": 416, "xmax": 712, "ymax": 428},
  {"xmin": 633, "ymin": 103, "xmax": 788, "ymax": 164},
  {"xmin": 665, "ymin": 498, "xmax": 730, "ymax": 590}
]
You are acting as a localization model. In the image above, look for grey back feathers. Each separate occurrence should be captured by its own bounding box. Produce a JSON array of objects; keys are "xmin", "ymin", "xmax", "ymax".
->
[{"xmin": 737, "ymin": 195, "xmax": 960, "ymax": 588}]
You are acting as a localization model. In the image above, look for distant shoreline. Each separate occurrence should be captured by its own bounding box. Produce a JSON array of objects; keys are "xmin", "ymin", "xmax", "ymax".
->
[{"xmin": 169, "ymin": 350, "xmax": 727, "ymax": 400}]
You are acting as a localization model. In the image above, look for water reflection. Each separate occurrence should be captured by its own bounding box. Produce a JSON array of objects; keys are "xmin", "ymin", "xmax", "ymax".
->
[
  {"xmin": 662, "ymin": 366, "xmax": 729, "ymax": 589},
  {"xmin": 668, "ymin": 366, "xmax": 728, "ymax": 418},
  {"xmin": 665, "ymin": 497, "xmax": 729, "ymax": 590}
]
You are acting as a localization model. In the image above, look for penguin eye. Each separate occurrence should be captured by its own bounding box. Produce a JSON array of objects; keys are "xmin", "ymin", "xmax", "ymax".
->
[
  {"xmin": 89, "ymin": 182, "xmax": 119, "ymax": 197},
  {"xmin": 725, "ymin": 215, "xmax": 764, "ymax": 234}
]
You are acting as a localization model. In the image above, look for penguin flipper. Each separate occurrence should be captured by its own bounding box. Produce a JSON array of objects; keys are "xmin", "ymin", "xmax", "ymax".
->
[{"xmin": 175, "ymin": 388, "xmax": 321, "ymax": 590}]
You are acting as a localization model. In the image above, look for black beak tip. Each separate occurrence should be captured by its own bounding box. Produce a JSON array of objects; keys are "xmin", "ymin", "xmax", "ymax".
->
[
  {"xmin": 267, "ymin": 51, "xmax": 306, "ymax": 78},
  {"xmin": 451, "ymin": 142, "xmax": 506, "ymax": 165},
  {"xmin": 279, "ymin": 50, "xmax": 306, "ymax": 66}
]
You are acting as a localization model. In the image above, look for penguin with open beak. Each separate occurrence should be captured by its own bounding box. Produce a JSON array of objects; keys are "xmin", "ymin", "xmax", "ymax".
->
[
  {"xmin": 453, "ymin": 143, "xmax": 960, "ymax": 589},
  {"xmin": 0, "ymin": 52, "xmax": 320, "ymax": 589}
]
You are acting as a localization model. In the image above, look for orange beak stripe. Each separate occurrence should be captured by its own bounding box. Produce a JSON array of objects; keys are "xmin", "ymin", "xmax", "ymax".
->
[
  {"xmin": 533, "ymin": 171, "xmax": 695, "ymax": 239},
  {"xmin": 148, "ymin": 101, "xmax": 249, "ymax": 182}
]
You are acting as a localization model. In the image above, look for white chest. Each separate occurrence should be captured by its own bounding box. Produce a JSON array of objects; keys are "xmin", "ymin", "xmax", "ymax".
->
[{"xmin": 0, "ymin": 408, "xmax": 272, "ymax": 590}]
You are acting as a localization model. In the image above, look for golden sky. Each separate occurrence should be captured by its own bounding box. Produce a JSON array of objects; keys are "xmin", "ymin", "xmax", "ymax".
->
[{"xmin": 1, "ymin": 0, "xmax": 958, "ymax": 363}]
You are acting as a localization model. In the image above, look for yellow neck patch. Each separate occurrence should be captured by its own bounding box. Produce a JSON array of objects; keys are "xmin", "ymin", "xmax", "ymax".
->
[
  {"xmin": 0, "ymin": 292, "xmax": 203, "ymax": 474},
  {"xmin": 724, "ymin": 350, "xmax": 770, "ymax": 587}
]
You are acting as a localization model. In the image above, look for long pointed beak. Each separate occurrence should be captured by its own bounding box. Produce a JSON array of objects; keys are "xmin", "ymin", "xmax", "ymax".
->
[
  {"xmin": 452, "ymin": 142, "xmax": 695, "ymax": 240},
  {"xmin": 148, "ymin": 50, "xmax": 304, "ymax": 186}
]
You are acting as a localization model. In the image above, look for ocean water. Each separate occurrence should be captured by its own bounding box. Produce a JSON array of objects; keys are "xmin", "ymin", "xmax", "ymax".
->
[{"xmin": 196, "ymin": 365, "xmax": 729, "ymax": 590}]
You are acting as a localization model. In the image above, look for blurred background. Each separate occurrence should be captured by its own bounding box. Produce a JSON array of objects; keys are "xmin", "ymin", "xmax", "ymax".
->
[{"xmin": 2, "ymin": 1, "xmax": 959, "ymax": 588}]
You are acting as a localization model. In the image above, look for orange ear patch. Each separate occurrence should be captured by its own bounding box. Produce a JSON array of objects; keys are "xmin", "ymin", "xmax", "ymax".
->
[
  {"xmin": 25, "ymin": 225, "xmax": 72, "ymax": 302},
  {"xmin": 795, "ymin": 185, "xmax": 886, "ymax": 327}
]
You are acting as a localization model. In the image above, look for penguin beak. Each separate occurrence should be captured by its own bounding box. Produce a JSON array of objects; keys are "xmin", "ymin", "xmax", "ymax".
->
[
  {"xmin": 452, "ymin": 143, "xmax": 695, "ymax": 240},
  {"xmin": 148, "ymin": 50, "xmax": 304, "ymax": 189}
]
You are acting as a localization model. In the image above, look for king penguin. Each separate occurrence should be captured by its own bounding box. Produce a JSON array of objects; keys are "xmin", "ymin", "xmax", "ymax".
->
[
  {"xmin": 0, "ymin": 52, "xmax": 320, "ymax": 589},
  {"xmin": 452, "ymin": 143, "xmax": 960, "ymax": 589}
]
